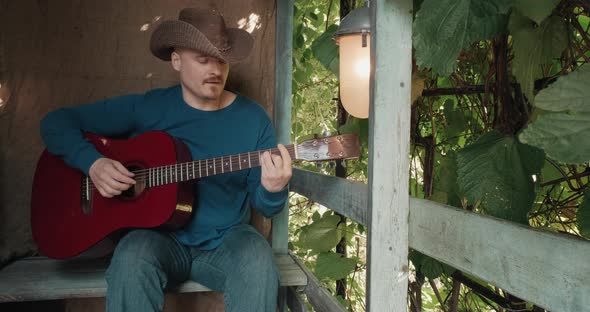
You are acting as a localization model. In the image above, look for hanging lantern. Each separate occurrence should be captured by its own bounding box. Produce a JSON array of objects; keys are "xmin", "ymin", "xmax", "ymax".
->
[{"xmin": 335, "ymin": 4, "xmax": 370, "ymax": 119}]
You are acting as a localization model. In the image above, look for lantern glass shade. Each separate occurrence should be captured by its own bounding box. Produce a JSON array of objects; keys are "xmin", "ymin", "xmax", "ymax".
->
[{"xmin": 339, "ymin": 33, "xmax": 371, "ymax": 119}]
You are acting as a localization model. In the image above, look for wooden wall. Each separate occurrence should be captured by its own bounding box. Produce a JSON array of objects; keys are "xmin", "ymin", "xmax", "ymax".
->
[{"xmin": 0, "ymin": 0, "xmax": 276, "ymax": 310}]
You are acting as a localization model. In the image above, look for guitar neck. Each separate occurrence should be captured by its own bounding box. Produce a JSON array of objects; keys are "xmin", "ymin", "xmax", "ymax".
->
[{"xmin": 145, "ymin": 145, "xmax": 296, "ymax": 188}]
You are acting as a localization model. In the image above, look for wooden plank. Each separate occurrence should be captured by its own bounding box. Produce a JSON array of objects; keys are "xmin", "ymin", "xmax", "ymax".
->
[
  {"xmin": 409, "ymin": 198, "xmax": 590, "ymax": 312},
  {"xmin": 0, "ymin": 254, "xmax": 306, "ymax": 302},
  {"xmin": 291, "ymin": 168, "xmax": 368, "ymax": 225},
  {"xmin": 271, "ymin": 0, "xmax": 294, "ymax": 255},
  {"xmin": 291, "ymin": 254, "xmax": 347, "ymax": 312},
  {"xmin": 367, "ymin": 0, "xmax": 413, "ymax": 310}
]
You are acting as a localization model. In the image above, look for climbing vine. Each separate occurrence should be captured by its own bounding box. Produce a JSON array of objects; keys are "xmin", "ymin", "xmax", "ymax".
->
[{"xmin": 289, "ymin": 0, "xmax": 590, "ymax": 311}]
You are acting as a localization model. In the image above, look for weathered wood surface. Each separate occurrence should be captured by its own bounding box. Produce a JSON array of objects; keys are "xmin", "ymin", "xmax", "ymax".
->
[
  {"xmin": 271, "ymin": 0, "xmax": 294, "ymax": 255},
  {"xmin": 291, "ymin": 254, "xmax": 346, "ymax": 312},
  {"xmin": 58, "ymin": 293, "xmax": 225, "ymax": 312},
  {"xmin": 0, "ymin": 254, "xmax": 306, "ymax": 303},
  {"xmin": 290, "ymin": 168, "xmax": 368, "ymax": 225},
  {"xmin": 366, "ymin": 0, "xmax": 413, "ymax": 310},
  {"xmin": 409, "ymin": 198, "xmax": 590, "ymax": 312},
  {"xmin": 290, "ymin": 171, "xmax": 590, "ymax": 312}
]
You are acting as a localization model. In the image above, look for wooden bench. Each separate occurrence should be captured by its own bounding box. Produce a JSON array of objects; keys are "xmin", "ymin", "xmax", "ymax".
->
[{"xmin": 0, "ymin": 254, "xmax": 307, "ymax": 302}]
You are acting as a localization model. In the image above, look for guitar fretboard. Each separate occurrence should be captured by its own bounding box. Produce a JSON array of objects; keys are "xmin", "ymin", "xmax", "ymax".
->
[{"xmin": 143, "ymin": 145, "xmax": 296, "ymax": 188}]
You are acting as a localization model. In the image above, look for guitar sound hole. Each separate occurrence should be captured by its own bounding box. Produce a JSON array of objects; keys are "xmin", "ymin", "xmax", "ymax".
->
[{"xmin": 120, "ymin": 165, "xmax": 145, "ymax": 199}]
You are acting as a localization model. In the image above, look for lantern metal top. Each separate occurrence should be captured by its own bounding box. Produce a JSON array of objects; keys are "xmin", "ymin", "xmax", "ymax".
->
[{"xmin": 335, "ymin": 4, "xmax": 370, "ymax": 37}]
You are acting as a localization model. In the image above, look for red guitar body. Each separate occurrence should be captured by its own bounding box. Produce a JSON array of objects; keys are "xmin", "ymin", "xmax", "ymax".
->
[{"xmin": 31, "ymin": 131, "xmax": 193, "ymax": 259}]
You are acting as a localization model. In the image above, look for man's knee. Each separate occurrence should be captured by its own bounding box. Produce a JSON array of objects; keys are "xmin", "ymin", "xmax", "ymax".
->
[
  {"xmin": 231, "ymin": 228, "xmax": 277, "ymax": 278},
  {"xmin": 106, "ymin": 230, "xmax": 167, "ymax": 285}
]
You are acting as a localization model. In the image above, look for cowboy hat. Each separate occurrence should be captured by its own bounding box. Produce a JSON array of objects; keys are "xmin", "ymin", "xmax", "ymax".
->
[{"xmin": 150, "ymin": 7, "xmax": 253, "ymax": 63}]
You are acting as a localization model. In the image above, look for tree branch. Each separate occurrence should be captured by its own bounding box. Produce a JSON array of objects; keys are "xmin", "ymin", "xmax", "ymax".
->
[{"xmin": 452, "ymin": 271, "xmax": 512, "ymax": 309}]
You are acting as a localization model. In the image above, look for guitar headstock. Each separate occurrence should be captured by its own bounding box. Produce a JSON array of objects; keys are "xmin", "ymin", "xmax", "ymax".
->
[{"xmin": 296, "ymin": 134, "xmax": 360, "ymax": 162}]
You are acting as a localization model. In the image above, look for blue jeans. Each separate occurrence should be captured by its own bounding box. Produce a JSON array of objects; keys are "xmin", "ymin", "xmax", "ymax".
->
[{"xmin": 105, "ymin": 224, "xmax": 279, "ymax": 312}]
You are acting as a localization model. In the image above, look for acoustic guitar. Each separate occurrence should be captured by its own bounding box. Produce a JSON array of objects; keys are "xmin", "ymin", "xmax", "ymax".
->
[{"xmin": 31, "ymin": 131, "xmax": 360, "ymax": 259}]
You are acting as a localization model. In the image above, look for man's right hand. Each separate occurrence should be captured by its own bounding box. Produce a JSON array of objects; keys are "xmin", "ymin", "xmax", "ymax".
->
[{"xmin": 89, "ymin": 158, "xmax": 136, "ymax": 198}]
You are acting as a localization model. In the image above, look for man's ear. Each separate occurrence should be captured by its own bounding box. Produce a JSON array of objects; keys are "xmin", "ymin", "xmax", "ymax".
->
[{"xmin": 171, "ymin": 51, "xmax": 181, "ymax": 72}]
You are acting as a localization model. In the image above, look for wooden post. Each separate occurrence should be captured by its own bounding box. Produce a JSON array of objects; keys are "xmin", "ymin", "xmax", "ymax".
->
[
  {"xmin": 272, "ymin": 0, "xmax": 294, "ymax": 255},
  {"xmin": 273, "ymin": 1, "xmax": 293, "ymax": 311},
  {"xmin": 367, "ymin": 0, "xmax": 413, "ymax": 311}
]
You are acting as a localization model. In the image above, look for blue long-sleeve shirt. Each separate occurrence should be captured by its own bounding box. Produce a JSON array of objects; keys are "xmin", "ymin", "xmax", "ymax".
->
[{"xmin": 40, "ymin": 84, "xmax": 288, "ymax": 250}]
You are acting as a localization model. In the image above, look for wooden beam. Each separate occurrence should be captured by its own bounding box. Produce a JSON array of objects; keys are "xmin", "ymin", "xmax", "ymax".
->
[
  {"xmin": 367, "ymin": 0, "xmax": 413, "ymax": 310},
  {"xmin": 409, "ymin": 198, "xmax": 590, "ymax": 312},
  {"xmin": 272, "ymin": 0, "xmax": 294, "ymax": 255},
  {"xmin": 290, "ymin": 254, "xmax": 347, "ymax": 312},
  {"xmin": 290, "ymin": 168, "xmax": 368, "ymax": 225}
]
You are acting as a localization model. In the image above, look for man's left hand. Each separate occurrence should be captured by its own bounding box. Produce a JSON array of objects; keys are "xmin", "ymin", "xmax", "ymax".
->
[{"xmin": 260, "ymin": 144, "xmax": 292, "ymax": 192}]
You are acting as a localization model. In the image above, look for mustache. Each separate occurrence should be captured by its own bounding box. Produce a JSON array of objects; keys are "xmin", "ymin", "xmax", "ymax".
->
[{"xmin": 203, "ymin": 76, "xmax": 223, "ymax": 84}]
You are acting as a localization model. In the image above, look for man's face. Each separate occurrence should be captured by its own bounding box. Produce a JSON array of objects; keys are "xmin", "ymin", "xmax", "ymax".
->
[{"xmin": 171, "ymin": 48, "xmax": 229, "ymax": 102}]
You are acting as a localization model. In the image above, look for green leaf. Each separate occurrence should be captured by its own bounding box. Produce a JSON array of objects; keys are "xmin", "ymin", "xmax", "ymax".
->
[
  {"xmin": 309, "ymin": 12, "xmax": 319, "ymax": 22},
  {"xmin": 298, "ymin": 214, "xmax": 343, "ymax": 252},
  {"xmin": 534, "ymin": 65, "xmax": 590, "ymax": 113},
  {"xmin": 580, "ymin": 15, "xmax": 590, "ymax": 31},
  {"xmin": 409, "ymin": 249, "xmax": 426, "ymax": 268},
  {"xmin": 314, "ymin": 252, "xmax": 358, "ymax": 280},
  {"xmin": 540, "ymin": 160, "xmax": 562, "ymax": 183},
  {"xmin": 311, "ymin": 211, "xmax": 321, "ymax": 222},
  {"xmin": 413, "ymin": 0, "xmax": 512, "ymax": 76},
  {"xmin": 521, "ymin": 65, "xmax": 590, "ymax": 164},
  {"xmin": 514, "ymin": 0, "xmax": 560, "ymax": 25},
  {"xmin": 311, "ymin": 24, "xmax": 339, "ymax": 76},
  {"xmin": 519, "ymin": 112, "xmax": 590, "ymax": 164},
  {"xmin": 339, "ymin": 117, "xmax": 369, "ymax": 147},
  {"xmin": 516, "ymin": 141, "xmax": 545, "ymax": 176},
  {"xmin": 421, "ymin": 256, "xmax": 456, "ymax": 279},
  {"xmin": 294, "ymin": 24, "xmax": 304, "ymax": 49},
  {"xmin": 577, "ymin": 195, "xmax": 590, "ymax": 238},
  {"xmin": 433, "ymin": 152, "xmax": 462, "ymax": 207},
  {"xmin": 509, "ymin": 13, "xmax": 568, "ymax": 102},
  {"xmin": 410, "ymin": 250, "xmax": 456, "ymax": 279},
  {"xmin": 457, "ymin": 131, "xmax": 540, "ymax": 223},
  {"xmin": 443, "ymin": 99, "xmax": 467, "ymax": 144},
  {"xmin": 293, "ymin": 69, "xmax": 307, "ymax": 84}
]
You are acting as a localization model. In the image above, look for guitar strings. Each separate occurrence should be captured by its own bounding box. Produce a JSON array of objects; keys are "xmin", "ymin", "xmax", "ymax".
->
[{"xmin": 83, "ymin": 145, "xmax": 298, "ymax": 192}]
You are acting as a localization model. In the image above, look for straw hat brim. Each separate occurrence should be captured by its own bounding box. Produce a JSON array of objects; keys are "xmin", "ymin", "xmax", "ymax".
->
[{"xmin": 150, "ymin": 20, "xmax": 253, "ymax": 63}]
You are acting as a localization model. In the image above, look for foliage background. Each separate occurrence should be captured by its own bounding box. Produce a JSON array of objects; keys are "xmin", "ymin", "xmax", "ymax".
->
[{"xmin": 288, "ymin": 0, "xmax": 590, "ymax": 311}]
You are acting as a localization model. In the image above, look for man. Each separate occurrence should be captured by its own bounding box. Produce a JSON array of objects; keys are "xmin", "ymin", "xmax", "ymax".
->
[{"xmin": 40, "ymin": 7, "xmax": 292, "ymax": 312}]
